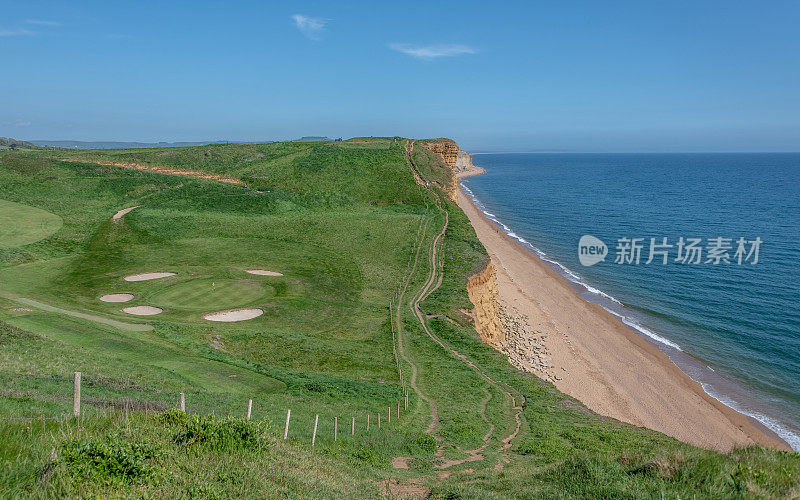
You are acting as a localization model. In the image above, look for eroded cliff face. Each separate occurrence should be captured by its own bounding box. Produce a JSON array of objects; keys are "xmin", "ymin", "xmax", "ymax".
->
[
  {"xmin": 421, "ymin": 140, "xmax": 458, "ymax": 167},
  {"xmin": 454, "ymin": 150, "xmax": 473, "ymax": 173},
  {"xmin": 422, "ymin": 139, "xmax": 499, "ymax": 343},
  {"xmin": 466, "ymin": 263, "xmax": 504, "ymax": 346},
  {"xmin": 419, "ymin": 139, "xmax": 459, "ymax": 202}
]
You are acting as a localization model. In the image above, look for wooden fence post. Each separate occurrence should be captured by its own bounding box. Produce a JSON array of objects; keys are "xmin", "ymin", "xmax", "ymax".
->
[
  {"xmin": 378, "ymin": 412, "xmax": 381, "ymax": 429},
  {"xmin": 405, "ymin": 392, "xmax": 408, "ymax": 410},
  {"xmin": 367, "ymin": 414, "xmax": 370, "ymax": 431},
  {"xmin": 284, "ymin": 409, "xmax": 291, "ymax": 439},
  {"xmin": 312, "ymin": 414, "xmax": 319, "ymax": 447},
  {"xmin": 334, "ymin": 417, "xmax": 338, "ymax": 441},
  {"xmin": 388, "ymin": 406, "xmax": 391, "ymax": 424},
  {"xmin": 351, "ymin": 416, "xmax": 355, "ymax": 435},
  {"xmin": 72, "ymin": 372, "xmax": 81, "ymax": 417},
  {"xmin": 246, "ymin": 399, "xmax": 252, "ymax": 421},
  {"xmin": 179, "ymin": 392, "xmax": 185, "ymax": 412}
]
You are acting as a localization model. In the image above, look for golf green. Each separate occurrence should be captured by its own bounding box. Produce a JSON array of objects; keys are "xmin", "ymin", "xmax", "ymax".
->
[
  {"xmin": 147, "ymin": 278, "xmax": 270, "ymax": 310},
  {"xmin": 0, "ymin": 199, "xmax": 63, "ymax": 248}
]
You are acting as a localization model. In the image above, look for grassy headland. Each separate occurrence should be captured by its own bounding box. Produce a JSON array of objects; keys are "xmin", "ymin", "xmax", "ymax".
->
[{"xmin": 1, "ymin": 138, "xmax": 797, "ymax": 498}]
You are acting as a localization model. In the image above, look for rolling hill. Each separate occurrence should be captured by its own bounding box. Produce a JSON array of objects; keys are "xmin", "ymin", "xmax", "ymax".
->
[{"xmin": 1, "ymin": 138, "xmax": 797, "ymax": 498}]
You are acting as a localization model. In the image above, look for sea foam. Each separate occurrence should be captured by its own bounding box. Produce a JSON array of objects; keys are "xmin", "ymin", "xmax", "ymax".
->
[
  {"xmin": 460, "ymin": 178, "xmax": 800, "ymax": 452},
  {"xmin": 457, "ymin": 153, "xmax": 800, "ymax": 453}
]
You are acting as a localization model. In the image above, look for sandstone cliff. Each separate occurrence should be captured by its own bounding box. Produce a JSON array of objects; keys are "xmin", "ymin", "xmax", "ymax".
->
[
  {"xmin": 419, "ymin": 139, "xmax": 461, "ymax": 202},
  {"xmin": 466, "ymin": 263, "xmax": 504, "ymax": 346},
  {"xmin": 423, "ymin": 139, "xmax": 504, "ymax": 348},
  {"xmin": 421, "ymin": 139, "xmax": 458, "ymax": 167}
]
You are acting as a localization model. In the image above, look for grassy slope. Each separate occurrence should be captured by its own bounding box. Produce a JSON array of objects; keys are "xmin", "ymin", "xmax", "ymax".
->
[{"xmin": 0, "ymin": 139, "xmax": 798, "ymax": 498}]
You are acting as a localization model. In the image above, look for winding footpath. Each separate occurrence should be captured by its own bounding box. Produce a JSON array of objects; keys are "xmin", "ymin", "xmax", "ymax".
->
[{"xmin": 391, "ymin": 141, "xmax": 525, "ymax": 476}]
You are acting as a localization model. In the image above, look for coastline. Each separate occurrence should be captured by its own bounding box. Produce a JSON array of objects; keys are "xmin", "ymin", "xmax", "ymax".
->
[{"xmin": 455, "ymin": 164, "xmax": 791, "ymax": 452}]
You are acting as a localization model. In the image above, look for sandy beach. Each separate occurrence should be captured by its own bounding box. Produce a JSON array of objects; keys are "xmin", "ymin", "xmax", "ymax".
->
[{"xmin": 455, "ymin": 167, "xmax": 790, "ymax": 452}]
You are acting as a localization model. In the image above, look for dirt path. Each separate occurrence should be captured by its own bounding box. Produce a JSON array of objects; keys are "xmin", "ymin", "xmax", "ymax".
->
[
  {"xmin": 392, "ymin": 145, "xmax": 439, "ymax": 437},
  {"xmin": 387, "ymin": 141, "xmax": 526, "ymax": 483},
  {"xmin": 406, "ymin": 196, "xmax": 495, "ymax": 469},
  {"xmin": 395, "ymin": 141, "xmax": 526, "ymax": 473},
  {"xmin": 59, "ymin": 158, "xmax": 245, "ymax": 185}
]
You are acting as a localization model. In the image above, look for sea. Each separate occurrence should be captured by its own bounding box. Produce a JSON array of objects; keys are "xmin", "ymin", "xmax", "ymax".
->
[{"xmin": 460, "ymin": 152, "xmax": 800, "ymax": 451}]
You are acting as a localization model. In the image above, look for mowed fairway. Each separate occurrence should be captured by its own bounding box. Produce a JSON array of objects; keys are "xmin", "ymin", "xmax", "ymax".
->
[
  {"xmin": 0, "ymin": 199, "xmax": 62, "ymax": 248},
  {"xmin": 0, "ymin": 138, "xmax": 426, "ymax": 421},
  {"xmin": 147, "ymin": 277, "xmax": 271, "ymax": 310}
]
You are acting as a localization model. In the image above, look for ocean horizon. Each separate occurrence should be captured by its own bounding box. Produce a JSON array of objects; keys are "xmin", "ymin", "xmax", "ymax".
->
[{"xmin": 461, "ymin": 152, "xmax": 800, "ymax": 451}]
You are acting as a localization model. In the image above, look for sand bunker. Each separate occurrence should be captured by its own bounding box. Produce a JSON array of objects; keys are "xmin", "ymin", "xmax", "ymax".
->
[
  {"xmin": 112, "ymin": 205, "xmax": 140, "ymax": 221},
  {"xmin": 100, "ymin": 293, "xmax": 135, "ymax": 303},
  {"xmin": 245, "ymin": 270, "xmax": 283, "ymax": 276},
  {"xmin": 123, "ymin": 272, "xmax": 176, "ymax": 282},
  {"xmin": 203, "ymin": 308, "xmax": 263, "ymax": 322},
  {"xmin": 122, "ymin": 306, "xmax": 163, "ymax": 316}
]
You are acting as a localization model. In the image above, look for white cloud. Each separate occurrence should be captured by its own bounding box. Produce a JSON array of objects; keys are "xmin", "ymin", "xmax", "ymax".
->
[
  {"xmin": 1, "ymin": 119, "xmax": 32, "ymax": 127},
  {"xmin": 291, "ymin": 14, "xmax": 327, "ymax": 41},
  {"xmin": 389, "ymin": 43, "xmax": 476, "ymax": 59},
  {"xmin": 26, "ymin": 19, "xmax": 60, "ymax": 26},
  {"xmin": 1, "ymin": 19, "xmax": 59, "ymax": 37},
  {"xmin": 0, "ymin": 29, "xmax": 35, "ymax": 36},
  {"xmin": 0, "ymin": 118, "xmax": 31, "ymax": 127}
]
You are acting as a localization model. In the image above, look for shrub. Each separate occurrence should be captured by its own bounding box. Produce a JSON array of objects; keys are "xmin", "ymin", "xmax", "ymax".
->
[
  {"xmin": 348, "ymin": 444, "xmax": 383, "ymax": 466},
  {"xmin": 60, "ymin": 434, "xmax": 160, "ymax": 482},
  {"xmin": 160, "ymin": 408, "xmax": 190, "ymax": 426},
  {"xmin": 170, "ymin": 412, "xmax": 273, "ymax": 451}
]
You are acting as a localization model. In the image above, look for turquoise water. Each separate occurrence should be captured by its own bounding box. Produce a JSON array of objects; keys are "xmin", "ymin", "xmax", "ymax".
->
[{"xmin": 461, "ymin": 153, "xmax": 800, "ymax": 450}]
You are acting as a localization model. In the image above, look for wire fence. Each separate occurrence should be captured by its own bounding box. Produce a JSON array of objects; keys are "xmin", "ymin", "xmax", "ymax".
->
[
  {"xmin": 1, "ymin": 142, "xmax": 450, "ymax": 452},
  {"xmin": 3, "ymin": 141, "xmax": 425, "ymax": 442},
  {"xmin": 0, "ymin": 371, "xmax": 410, "ymax": 446}
]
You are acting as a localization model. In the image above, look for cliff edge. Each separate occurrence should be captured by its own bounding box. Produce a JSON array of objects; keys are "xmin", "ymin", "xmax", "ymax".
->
[
  {"xmin": 466, "ymin": 262, "xmax": 504, "ymax": 346},
  {"xmin": 420, "ymin": 139, "xmax": 458, "ymax": 167},
  {"xmin": 420, "ymin": 138, "xmax": 501, "ymax": 344}
]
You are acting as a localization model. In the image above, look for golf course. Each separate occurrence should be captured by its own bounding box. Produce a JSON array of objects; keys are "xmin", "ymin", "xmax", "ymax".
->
[{"xmin": 1, "ymin": 138, "xmax": 798, "ymax": 498}]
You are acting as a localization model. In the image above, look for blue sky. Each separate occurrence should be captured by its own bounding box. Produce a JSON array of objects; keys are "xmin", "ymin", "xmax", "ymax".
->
[{"xmin": 2, "ymin": 0, "xmax": 799, "ymax": 151}]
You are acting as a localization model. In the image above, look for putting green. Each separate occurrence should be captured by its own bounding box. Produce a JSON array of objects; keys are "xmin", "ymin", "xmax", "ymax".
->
[
  {"xmin": 0, "ymin": 199, "xmax": 62, "ymax": 248},
  {"xmin": 147, "ymin": 278, "xmax": 270, "ymax": 311}
]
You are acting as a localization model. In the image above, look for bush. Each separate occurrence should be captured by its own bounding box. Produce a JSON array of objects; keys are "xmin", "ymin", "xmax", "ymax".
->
[
  {"xmin": 169, "ymin": 412, "xmax": 273, "ymax": 451},
  {"xmin": 60, "ymin": 434, "xmax": 159, "ymax": 482},
  {"xmin": 160, "ymin": 408, "xmax": 190, "ymax": 426}
]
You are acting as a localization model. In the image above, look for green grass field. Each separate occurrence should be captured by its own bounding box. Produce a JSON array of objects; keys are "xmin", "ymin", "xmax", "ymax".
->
[
  {"xmin": 0, "ymin": 199, "xmax": 63, "ymax": 249},
  {"xmin": 146, "ymin": 277, "xmax": 272, "ymax": 311},
  {"xmin": 1, "ymin": 138, "xmax": 798, "ymax": 498}
]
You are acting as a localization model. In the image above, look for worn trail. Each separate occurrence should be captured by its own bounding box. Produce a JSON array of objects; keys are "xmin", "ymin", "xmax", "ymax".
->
[
  {"xmin": 394, "ymin": 141, "xmax": 525, "ymax": 472},
  {"xmin": 59, "ymin": 158, "xmax": 245, "ymax": 185}
]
